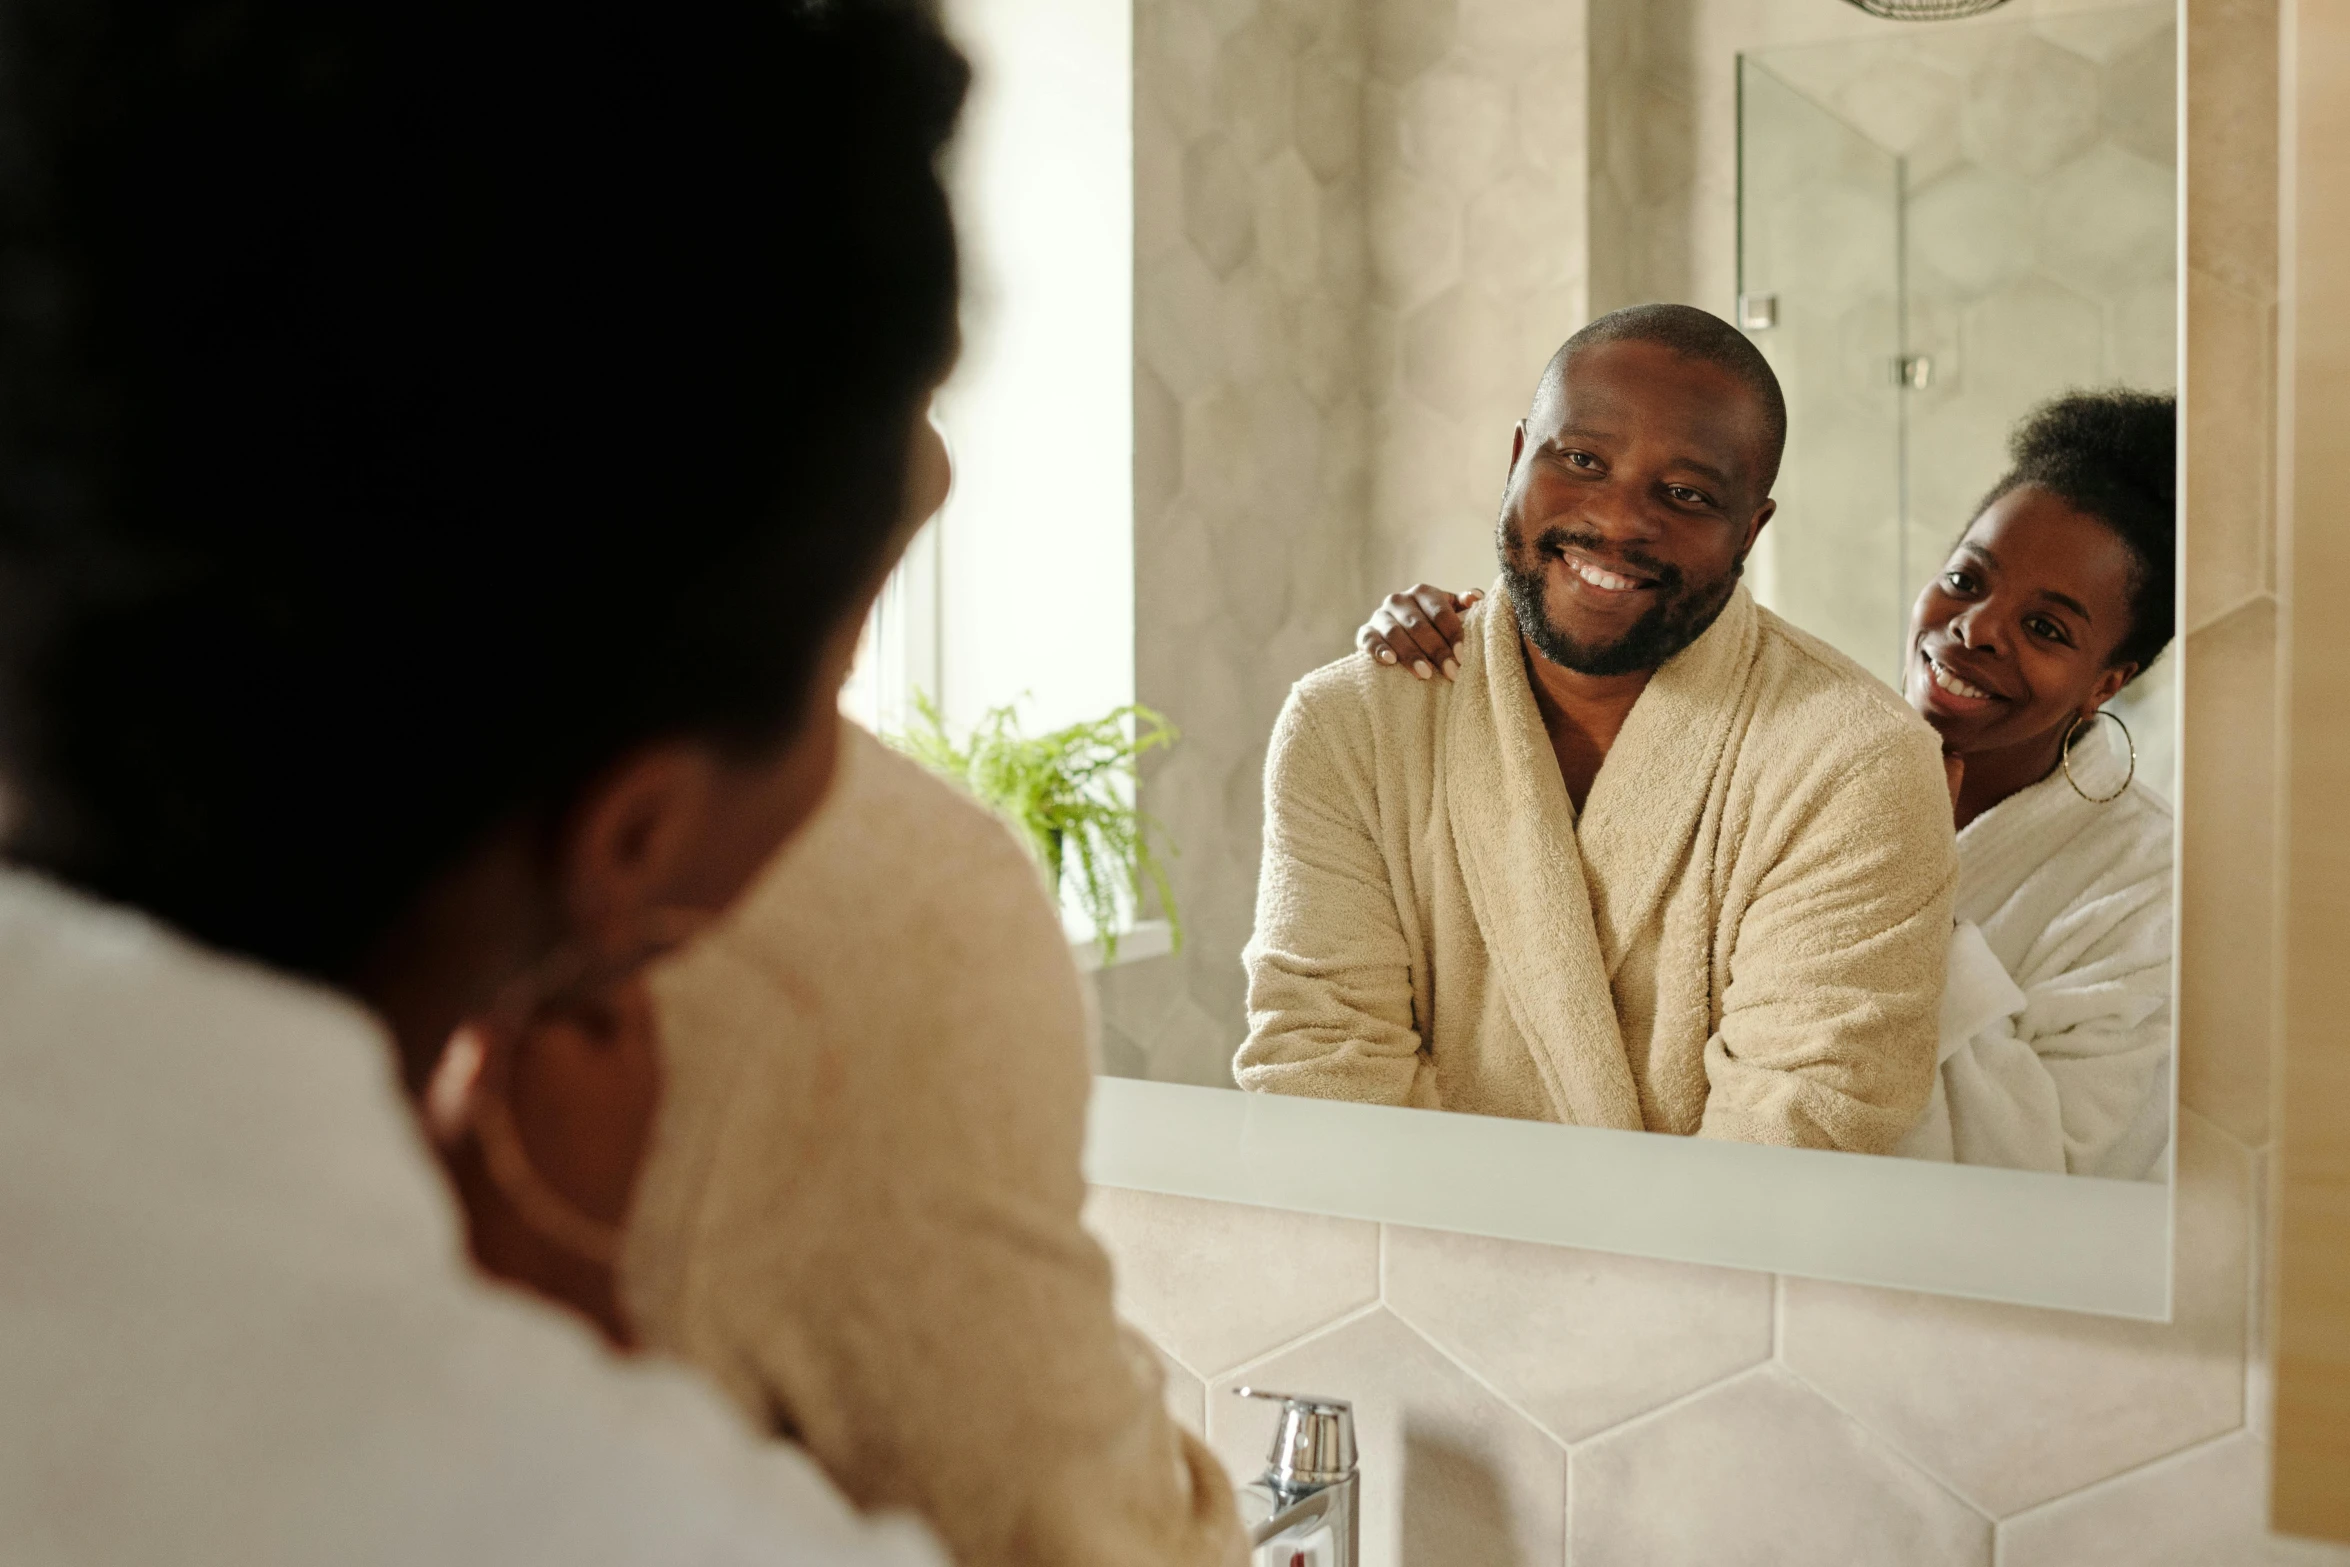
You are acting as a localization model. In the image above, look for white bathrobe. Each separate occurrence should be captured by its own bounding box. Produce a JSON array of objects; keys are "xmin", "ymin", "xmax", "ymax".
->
[
  {"xmin": 0, "ymin": 869, "xmax": 941, "ymax": 1567},
  {"xmin": 1896, "ymin": 730, "xmax": 2173, "ymax": 1180}
]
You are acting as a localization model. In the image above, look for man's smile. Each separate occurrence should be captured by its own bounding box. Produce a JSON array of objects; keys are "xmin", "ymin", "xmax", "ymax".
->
[{"xmin": 1551, "ymin": 544, "xmax": 1658, "ymax": 597}]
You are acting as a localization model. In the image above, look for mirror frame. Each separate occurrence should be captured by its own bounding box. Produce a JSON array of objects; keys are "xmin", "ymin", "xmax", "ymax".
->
[{"xmin": 1088, "ymin": 5, "xmax": 2187, "ymax": 1323}]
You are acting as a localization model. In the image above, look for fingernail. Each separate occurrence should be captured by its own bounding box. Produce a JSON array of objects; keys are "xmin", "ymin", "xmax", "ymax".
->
[
  {"xmin": 1441, "ymin": 658, "xmax": 1459, "ymax": 681},
  {"xmin": 1413, "ymin": 661, "xmax": 1433, "ymax": 680},
  {"xmin": 1376, "ymin": 648, "xmax": 1396, "ymax": 664}
]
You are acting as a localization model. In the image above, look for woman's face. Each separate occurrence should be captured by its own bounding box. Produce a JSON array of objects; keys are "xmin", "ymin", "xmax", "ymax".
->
[{"xmin": 1904, "ymin": 483, "xmax": 2140, "ymax": 757}]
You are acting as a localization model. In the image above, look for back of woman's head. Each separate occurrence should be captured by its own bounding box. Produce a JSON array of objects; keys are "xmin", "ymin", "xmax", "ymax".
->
[
  {"xmin": 1978, "ymin": 389, "xmax": 2178, "ymax": 677},
  {"xmin": 0, "ymin": 0, "xmax": 966, "ymax": 976}
]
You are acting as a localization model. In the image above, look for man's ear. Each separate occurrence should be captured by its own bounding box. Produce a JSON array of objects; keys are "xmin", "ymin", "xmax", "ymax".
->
[
  {"xmin": 1739, "ymin": 498, "xmax": 1776, "ymax": 559},
  {"xmin": 1510, "ymin": 421, "xmax": 1528, "ymax": 474}
]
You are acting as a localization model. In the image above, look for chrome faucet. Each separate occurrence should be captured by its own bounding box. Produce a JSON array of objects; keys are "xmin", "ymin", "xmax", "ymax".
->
[{"xmin": 1234, "ymin": 1387, "xmax": 1358, "ymax": 1567}]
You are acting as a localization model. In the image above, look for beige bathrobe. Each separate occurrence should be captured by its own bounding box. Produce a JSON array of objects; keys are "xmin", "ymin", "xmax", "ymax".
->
[
  {"xmin": 626, "ymin": 728, "xmax": 1244, "ymax": 1567},
  {"xmin": 1237, "ymin": 580, "xmax": 1957, "ymax": 1153}
]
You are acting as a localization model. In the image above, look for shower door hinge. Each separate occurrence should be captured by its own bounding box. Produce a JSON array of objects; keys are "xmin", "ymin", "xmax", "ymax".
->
[{"xmin": 1893, "ymin": 355, "xmax": 1934, "ymax": 389}]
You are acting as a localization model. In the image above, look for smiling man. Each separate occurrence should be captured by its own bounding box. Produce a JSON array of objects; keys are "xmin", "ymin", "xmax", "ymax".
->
[{"xmin": 1234, "ymin": 303, "xmax": 1958, "ymax": 1151}]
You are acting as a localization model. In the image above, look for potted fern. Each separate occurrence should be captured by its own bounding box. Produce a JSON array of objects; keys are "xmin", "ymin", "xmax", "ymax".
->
[{"xmin": 891, "ymin": 693, "xmax": 1181, "ymax": 961}]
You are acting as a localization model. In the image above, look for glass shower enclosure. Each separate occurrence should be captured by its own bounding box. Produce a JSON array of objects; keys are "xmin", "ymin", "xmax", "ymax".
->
[{"xmin": 1735, "ymin": 5, "xmax": 2178, "ymax": 784}]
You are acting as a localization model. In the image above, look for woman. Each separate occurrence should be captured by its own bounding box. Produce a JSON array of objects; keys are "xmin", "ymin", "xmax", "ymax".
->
[
  {"xmin": 0, "ymin": 2, "xmax": 964, "ymax": 1561},
  {"xmin": 1355, "ymin": 390, "xmax": 2175, "ymax": 1179}
]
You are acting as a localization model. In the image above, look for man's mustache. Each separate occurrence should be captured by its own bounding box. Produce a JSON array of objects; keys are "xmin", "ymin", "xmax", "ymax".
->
[{"xmin": 1529, "ymin": 526, "xmax": 1684, "ymax": 592}]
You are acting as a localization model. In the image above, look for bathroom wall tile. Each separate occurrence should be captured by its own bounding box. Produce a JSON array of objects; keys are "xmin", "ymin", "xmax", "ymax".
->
[
  {"xmin": 1215, "ymin": 18, "xmax": 1298, "ymax": 168},
  {"xmin": 1145, "ymin": 1334, "xmax": 1210, "ymax": 1441},
  {"xmin": 1292, "ymin": 46, "xmax": 1362, "ymax": 182},
  {"xmin": 1254, "ymin": 147, "xmax": 1325, "ymax": 288},
  {"xmin": 2106, "ymin": 277, "xmax": 2180, "ymax": 390},
  {"xmin": 1397, "ymin": 65, "xmax": 1513, "ymax": 184},
  {"xmin": 1909, "ymin": 165, "xmax": 2038, "ymax": 294},
  {"xmin": 1466, "ymin": 174, "xmax": 1585, "ymax": 298},
  {"xmin": 1083, "ymin": 1187, "xmax": 1380, "ymax": 1378},
  {"xmin": 1183, "ymin": 134, "xmax": 1259, "ymax": 277},
  {"xmin": 1204, "ymin": 1308, "xmax": 1568, "ymax": 1567},
  {"xmin": 1960, "ymin": 275, "xmax": 2106, "ymax": 411},
  {"xmin": 1781, "ymin": 1112, "xmax": 2249, "ymax": 1517},
  {"xmin": 1568, "ymin": 1365, "xmax": 1994, "ymax": 1566},
  {"xmin": 2035, "ymin": 143, "xmax": 2176, "ymax": 302},
  {"xmin": 1958, "ymin": 35, "xmax": 2101, "ymax": 181},
  {"xmin": 2034, "ymin": 3, "xmax": 2173, "ymax": 67},
  {"xmin": 2179, "ymin": 597, "xmax": 2277, "ymax": 1145},
  {"xmin": 1365, "ymin": 0, "xmax": 1456, "ymax": 88},
  {"xmin": 1381, "ymin": 1226, "xmax": 1772, "ymax": 1444},
  {"xmin": 2000, "ymin": 1432, "xmax": 2350, "ymax": 1567},
  {"xmin": 2183, "ymin": 0, "xmax": 2278, "ymax": 304},
  {"xmin": 2101, "ymin": 17, "xmax": 2178, "ymax": 168},
  {"xmin": 1401, "ymin": 284, "xmax": 1515, "ymax": 420},
  {"xmin": 1138, "ymin": 0, "xmax": 1224, "ymax": 144},
  {"xmin": 1366, "ymin": 169, "xmax": 1464, "ymax": 306},
  {"xmin": 2184, "ymin": 267, "xmax": 2276, "ymax": 626}
]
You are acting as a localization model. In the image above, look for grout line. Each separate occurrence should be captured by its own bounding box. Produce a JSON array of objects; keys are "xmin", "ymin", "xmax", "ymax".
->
[
  {"xmin": 2183, "ymin": 585, "xmax": 2277, "ymax": 640},
  {"xmin": 1203, "ymin": 1297, "xmax": 1388, "ymax": 1388},
  {"xmin": 1553, "ymin": 1359, "xmax": 1781, "ymax": 1451},
  {"xmin": 1378, "ymin": 1300, "xmax": 1578, "ymax": 1457},
  {"xmin": 1992, "ymin": 1423, "xmax": 2250, "ymax": 1533},
  {"xmin": 1783, "ymin": 1362, "xmax": 1999, "ymax": 1526}
]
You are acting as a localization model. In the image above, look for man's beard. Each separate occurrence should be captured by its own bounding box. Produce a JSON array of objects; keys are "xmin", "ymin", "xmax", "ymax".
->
[{"xmin": 1501, "ymin": 524, "xmax": 1743, "ymax": 678}]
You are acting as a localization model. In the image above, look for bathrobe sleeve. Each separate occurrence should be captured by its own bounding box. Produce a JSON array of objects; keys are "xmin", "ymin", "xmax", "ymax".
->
[
  {"xmin": 627, "ymin": 733, "xmax": 1247, "ymax": 1567},
  {"xmin": 1698, "ymin": 736, "xmax": 1956, "ymax": 1154},
  {"xmin": 1235, "ymin": 690, "xmax": 1435, "ymax": 1105},
  {"xmin": 1963, "ymin": 873, "xmax": 2171, "ymax": 1180}
]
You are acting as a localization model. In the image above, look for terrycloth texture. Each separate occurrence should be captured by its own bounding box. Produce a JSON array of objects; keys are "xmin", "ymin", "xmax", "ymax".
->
[
  {"xmin": 1237, "ymin": 581, "xmax": 1958, "ymax": 1152},
  {"xmin": 627, "ymin": 727, "xmax": 1246, "ymax": 1567},
  {"xmin": 0, "ymin": 869, "xmax": 942, "ymax": 1567},
  {"xmin": 1896, "ymin": 731, "xmax": 2173, "ymax": 1179}
]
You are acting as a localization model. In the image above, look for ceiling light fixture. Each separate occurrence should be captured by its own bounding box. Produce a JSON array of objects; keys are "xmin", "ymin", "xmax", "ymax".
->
[{"xmin": 1840, "ymin": 0, "xmax": 2014, "ymax": 18}]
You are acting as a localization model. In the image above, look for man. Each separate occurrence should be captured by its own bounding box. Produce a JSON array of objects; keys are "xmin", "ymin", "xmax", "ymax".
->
[{"xmin": 1235, "ymin": 304, "xmax": 1956, "ymax": 1153}]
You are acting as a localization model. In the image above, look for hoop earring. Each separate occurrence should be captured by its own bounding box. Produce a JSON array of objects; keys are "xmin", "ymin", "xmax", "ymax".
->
[
  {"xmin": 2061, "ymin": 709, "xmax": 2135, "ymax": 804},
  {"xmin": 471, "ymin": 1040, "xmax": 625, "ymax": 1268}
]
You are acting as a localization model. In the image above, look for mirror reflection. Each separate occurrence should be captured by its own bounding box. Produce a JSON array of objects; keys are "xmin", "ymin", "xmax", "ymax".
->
[{"xmin": 907, "ymin": 2, "xmax": 2181, "ymax": 1184}]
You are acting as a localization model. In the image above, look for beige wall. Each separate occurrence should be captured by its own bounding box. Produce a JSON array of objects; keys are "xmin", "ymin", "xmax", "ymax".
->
[
  {"xmin": 1096, "ymin": 0, "xmax": 2336, "ymax": 1557},
  {"xmin": 2272, "ymin": 0, "xmax": 2350, "ymax": 1537}
]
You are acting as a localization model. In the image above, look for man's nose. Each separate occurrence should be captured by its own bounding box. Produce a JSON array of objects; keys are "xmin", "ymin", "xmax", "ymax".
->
[{"xmin": 1575, "ymin": 481, "xmax": 1661, "ymax": 546}]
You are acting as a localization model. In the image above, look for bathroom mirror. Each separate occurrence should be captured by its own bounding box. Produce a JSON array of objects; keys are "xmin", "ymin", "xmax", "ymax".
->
[{"xmin": 891, "ymin": 0, "xmax": 2183, "ymax": 1319}]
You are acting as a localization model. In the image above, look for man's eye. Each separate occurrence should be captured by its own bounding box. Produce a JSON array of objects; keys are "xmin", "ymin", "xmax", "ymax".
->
[{"xmin": 1563, "ymin": 450, "xmax": 1598, "ymax": 468}]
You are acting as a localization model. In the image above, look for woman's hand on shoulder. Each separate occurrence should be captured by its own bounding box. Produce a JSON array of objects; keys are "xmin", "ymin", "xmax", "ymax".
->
[{"xmin": 1356, "ymin": 584, "xmax": 1480, "ymax": 682}]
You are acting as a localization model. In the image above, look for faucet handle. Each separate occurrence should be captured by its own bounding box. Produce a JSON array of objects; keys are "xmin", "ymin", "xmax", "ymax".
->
[{"xmin": 1236, "ymin": 1386, "xmax": 1357, "ymax": 1488}]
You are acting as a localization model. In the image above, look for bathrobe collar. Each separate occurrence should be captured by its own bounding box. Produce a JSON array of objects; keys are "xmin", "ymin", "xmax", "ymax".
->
[{"xmin": 1436, "ymin": 581, "xmax": 1762, "ymax": 1129}]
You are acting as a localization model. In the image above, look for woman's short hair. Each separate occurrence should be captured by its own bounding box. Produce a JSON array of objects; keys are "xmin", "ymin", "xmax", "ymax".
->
[
  {"xmin": 0, "ymin": 0, "xmax": 967, "ymax": 975},
  {"xmin": 1975, "ymin": 389, "xmax": 2178, "ymax": 679}
]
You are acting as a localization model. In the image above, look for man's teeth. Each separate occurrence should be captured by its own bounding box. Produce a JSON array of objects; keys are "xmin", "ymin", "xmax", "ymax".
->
[
  {"xmin": 1567, "ymin": 556, "xmax": 1643, "ymax": 592},
  {"xmin": 1928, "ymin": 656, "xmax": 1994, "ymax": 701}
]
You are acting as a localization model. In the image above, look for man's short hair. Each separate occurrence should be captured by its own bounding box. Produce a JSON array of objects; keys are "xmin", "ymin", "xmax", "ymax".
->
[
  {"xmin": 1535, "ymin": 303, "xmax": 1789, "ymax": 494},
  {"xmin": 0, "ymin": 0, "xmax": 967, "ymax": 978}
]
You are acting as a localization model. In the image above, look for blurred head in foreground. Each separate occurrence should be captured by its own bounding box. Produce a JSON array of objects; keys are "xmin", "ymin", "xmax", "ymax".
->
[{"xmin": 0, "ymin": 0, "xmax": 966, "ymax": 1083}]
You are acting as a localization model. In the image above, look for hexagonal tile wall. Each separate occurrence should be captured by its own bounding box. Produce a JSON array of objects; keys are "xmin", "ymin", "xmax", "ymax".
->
[
  {"xmin": 1568, "ymin": 1365, "xmax": 1993, "ymax": 1566},
  {"xmin": 1779, "ymin": 1113, "xmax": 2249, "ymax": 1519},
  {"xmin": 1206, "ymin": 1309, "xmax": 1568, "ymax": 1567},
  {"xmin": 1084, "ymin": 1187, "xmax": 1380, "ymax": 1379},
  {"xmin": 1381, "ymin": 1226, "xmax": 1772, "ymax": 1445},
  {"xmin": 1119, "ymin": 0, "xmax": 1375, "ymax": 1088},
  {"xmin": 1998, "ymin": 1431, "xmax": 2350, "ymax": 1567}
]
